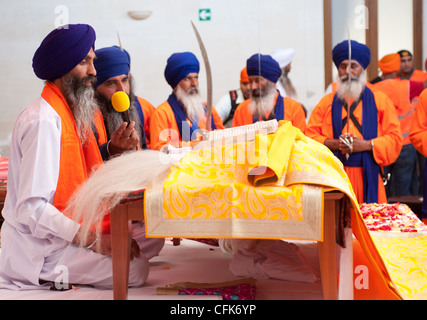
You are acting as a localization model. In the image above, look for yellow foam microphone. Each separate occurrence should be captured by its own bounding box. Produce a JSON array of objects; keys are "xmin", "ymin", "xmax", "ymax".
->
[
  {"xmin": 111, "ymin": 91, "xmax": 131, "ymax": 125},
  {"xmin": 112, "ymin": 91, "xmax": 130, "ymax": 112},
  {"xmin": 111, "ymin": 91, "xmax": 138, "ymax": 151}
]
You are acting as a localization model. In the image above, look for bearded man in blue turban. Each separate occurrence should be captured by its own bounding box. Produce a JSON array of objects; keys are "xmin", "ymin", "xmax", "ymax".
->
[
  {"xmin": 306, "ymin": 40, "xmax": 402, "ymax": 205},
  {"xmin": 0, "ymin": 24, "xmax": 152, "ymax": 291},
  {"xmin": 150, "ymin": 52, "xmax": 224, "ymax": 151},
  {"xmin": 232, "ymin": 53, "xmax": 306, "ymax": 132},
  {"xmin": 94, "ymin": 46, "xmax": 157, "ymax": 153}
]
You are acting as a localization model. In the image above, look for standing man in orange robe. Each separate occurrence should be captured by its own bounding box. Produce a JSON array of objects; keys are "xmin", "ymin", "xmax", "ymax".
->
[
  {"xmin": 306, "ymin": 40, "xmax": 402, "ymax": 204},
  {"xmin": 410, "ymin": 89, "xmax": 427, "ymax": 224},
  {"xmin": 373, "ymin": 53, "xmax": 427, "ymax": 197},
  {"xmin": 398, "ymin": 50, "xmax": 427, "ymax": 82},
  {"xmin": 232, "ymin": 53, "xmax": 306, "ymax": 132},
  {"xmin": 150, "ymin": 52, "xmax": 224, "ymax": 151}
]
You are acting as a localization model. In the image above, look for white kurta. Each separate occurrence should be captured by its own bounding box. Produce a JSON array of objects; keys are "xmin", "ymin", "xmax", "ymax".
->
[{"xmin": 0, "ymin": 96, "xmax": 161, "ymax": 290}]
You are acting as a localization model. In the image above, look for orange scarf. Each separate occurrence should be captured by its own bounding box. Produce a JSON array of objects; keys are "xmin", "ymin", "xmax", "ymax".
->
[{"xmin": 41, "ymin": 82, "xmax": 110, "ymax": 232}]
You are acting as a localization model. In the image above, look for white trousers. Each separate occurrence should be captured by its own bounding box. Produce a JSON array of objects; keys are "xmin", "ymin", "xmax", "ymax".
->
[{"xmin": 40, "ymin": 222, "xmax": 165, "ymax": 289}]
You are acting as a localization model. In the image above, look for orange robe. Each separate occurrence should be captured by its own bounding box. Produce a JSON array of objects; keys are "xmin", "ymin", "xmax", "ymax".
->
[
  {"xmin": 373, "ymin": 79, "xmax": 422, "ymax": 145},
  {"xmin": 306, "ymin": 89, "xmax": 402, "ymax": 204},
  {"xmin": 399, "ymin": 69, "xmax": 427, "ymax": 82},
  {"xmin": 232, "ymin": 92, "xmax": 306, "ymax": 133},
  {"xmin": 410, "ymin": 89, "xmax": 427, "ymax": 223},
  {"xmin": 410, "ymin": 89, "xmax": 427, "ymax": 157},
  {"xmin": 150, "ymin": 101, "xmax": 225, "ymax": 151}
]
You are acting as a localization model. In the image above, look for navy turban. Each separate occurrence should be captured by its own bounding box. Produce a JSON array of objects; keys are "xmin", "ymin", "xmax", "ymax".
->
[
  {"xmin": 94, "ymin": 46, "xmax": 130, "ymax": 88},
  {"xmin": 164, "ymin": 52, "xmax": 200, "ymax": 89},
  {"xmin": 332, "ymin": 40, "xmax": 371, "ymax": 70},
  {"xmin": 32, "ymin": 24, "xmax": 96, "ymax": 81},
  {"xmin": 246, "ymin": 54, "xmax": 282, "ymax": 83}
]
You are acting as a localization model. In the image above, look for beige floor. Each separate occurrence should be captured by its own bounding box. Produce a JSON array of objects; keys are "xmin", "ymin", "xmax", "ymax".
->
[{"xmin": 0, "ymin": 238, "xmax": 323, "ymax": 300}]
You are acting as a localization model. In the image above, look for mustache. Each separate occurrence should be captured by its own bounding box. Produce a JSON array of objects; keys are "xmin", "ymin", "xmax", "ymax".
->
[
  {"xmin": 340, "ymin": 74, "xmax": 359, "ymax": 82},
  {"xmin": 68, "ymin": 75, "xmax": 97, "ymax": 93},
  {"xmin": 251, "ymin": 89, "xmax": 262, "ymax": 97},
  {"xmin": 81, "ymin": 75, "xmax": 97, "ymax": 86},
  {"xmin": 187, "ymin": 87, "xmax": 198, "ymax": 95}
]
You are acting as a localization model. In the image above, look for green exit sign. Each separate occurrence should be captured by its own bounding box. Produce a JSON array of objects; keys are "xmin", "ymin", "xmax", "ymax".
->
[{"xmin": 199, "ymin": 8, "xmax": 211, "ymax": 21}]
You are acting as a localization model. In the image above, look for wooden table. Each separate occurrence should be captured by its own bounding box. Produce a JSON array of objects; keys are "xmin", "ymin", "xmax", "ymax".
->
[{"xmin": 110, "ymin": 192, "xmax": 345, "ymax": 300}]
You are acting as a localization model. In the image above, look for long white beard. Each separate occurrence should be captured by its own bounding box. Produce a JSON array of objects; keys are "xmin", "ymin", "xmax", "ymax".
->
[
  {"xmin": 249, "ymin": 82, "xmax": 277, "ymax": 119},
  {"xmin": 62, "ymin": 74, "xmax": 98, "ymax": 145},
  {"xmin": 336, "ymin": 70, "xmax": 367, "ymax": 101},
  {"xmin": 66, "ymin": 150, "xmax": 178, "ymax": 246},
  {"xmin": 175, "ymin": 85, "xmax": 205, "ymax": 120}
]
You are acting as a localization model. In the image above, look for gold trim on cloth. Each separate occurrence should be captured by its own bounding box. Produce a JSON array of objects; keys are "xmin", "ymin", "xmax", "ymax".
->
[
  {"xmin": 145, "ymin": 121, "xmax": 356, "ymax": 242},
  {"xmin": 146, "ymin": 180, "xmax": 323, "ymax": 240}
]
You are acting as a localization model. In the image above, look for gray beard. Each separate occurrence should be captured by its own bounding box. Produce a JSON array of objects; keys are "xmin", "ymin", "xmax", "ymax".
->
[
  {"xmin": 95, "ymin": 86, "xmax": 144, "ymax": 145},
  {"xmin": 175, "ymin": 85, "xmax": 205, "ymax": 120},
  {"xmin": 62, "ymin": 74, "xmax": 98, "ymax": 145},
  {"xmin": 249, "ymin": 82, "xmax": 277, "ymax": 119}
]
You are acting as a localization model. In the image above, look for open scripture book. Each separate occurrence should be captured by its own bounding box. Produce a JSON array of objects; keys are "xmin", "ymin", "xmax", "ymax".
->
[
  {"xmin": 206, "ymin": 119, "xmax": 278, "ymax": 142},
  {"xmin": 165, "ymin": 120, "xmax": 279, "ymax": 158}
]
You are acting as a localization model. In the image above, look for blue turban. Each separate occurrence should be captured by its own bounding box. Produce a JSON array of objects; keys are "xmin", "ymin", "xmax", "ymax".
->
[
  {"xmin": 332, "ymin": 40, "xmax": 371, "ymax": 70},
  {"xmin": 32, "ymin": 24, "xmax": 96, "ymax": 81},
  {"xmin": 164, "ymin": 52, "xmax": 200, "ymax": 89},
  {"xmin": 94, "ymin": 46, "xmax": 131, "ymax": 88},
  {"xmin": 246, "ymin": 54, "xmax": 282, "ymax": 83}
]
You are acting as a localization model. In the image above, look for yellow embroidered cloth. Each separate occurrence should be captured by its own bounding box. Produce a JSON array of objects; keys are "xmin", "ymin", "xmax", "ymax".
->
[
  {"xmin": 144, "ymin": 120, "xmax": 401, "ymax": 299},
  {"xmin": 145, "ymin": 121, "xmax": 356, "ymax": 240},
  {"xmin": 371, "ymin": 234, "xmax": 427, "ymax": 300}
]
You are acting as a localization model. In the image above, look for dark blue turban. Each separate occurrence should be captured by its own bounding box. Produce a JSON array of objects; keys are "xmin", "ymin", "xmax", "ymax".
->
[
  {"xmin": 246, "ymin": 54, "xmax": 282, "ymax": 83},
  {"xmin": 32, "ymin": 24, "xmax": 96, "ymax": 81},
  {"xmin": 332, "ymin": 40, "xmax": 371, "ymax": 70},
  {"xmin": 94, "ymin": 46, "xmax": 131, "ymax": 88},
  {"xmin": 164, "ymin": 52, "xmax": 200, "ymax": 89}
]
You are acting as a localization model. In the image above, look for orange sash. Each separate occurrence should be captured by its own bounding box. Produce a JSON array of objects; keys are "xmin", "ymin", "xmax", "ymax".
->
[{"xmin": 41, "ymin": 82, "xmax": 110, "ymax": 232}]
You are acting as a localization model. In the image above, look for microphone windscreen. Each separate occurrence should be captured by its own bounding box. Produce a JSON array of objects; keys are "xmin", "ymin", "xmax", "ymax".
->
[{"xmin": 111, "ymin": 91, "xmax": 130, "ymax": 112}]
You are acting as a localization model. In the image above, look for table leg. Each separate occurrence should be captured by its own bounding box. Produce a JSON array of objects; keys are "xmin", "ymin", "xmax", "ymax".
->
[
  {"xmin": 318, "ymin": 198, "xmax": 339, "ymax": 300},
  {"xmin": 111, "ymin": 203, "xmax": 131, "ymax": 300}
]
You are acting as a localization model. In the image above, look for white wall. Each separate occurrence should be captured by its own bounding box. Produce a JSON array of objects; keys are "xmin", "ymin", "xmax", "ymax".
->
[
  {"xmin": 330, "ymin": 0, "xmax": 367, "ymax": 81},
  {"xmin": 378, "ymin": 0, "xmax": 413, "ymax": 60},
  {"xmin": 331, "ymin": 0, "xmax": 366, "ymax": 46},
  {"xmin": 330, "ymin": 0, "xmax": 418, "ymax": 81},
  {"xmin": 0, "ymin": 0, "xmax": 326, "ymax": 157}
]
